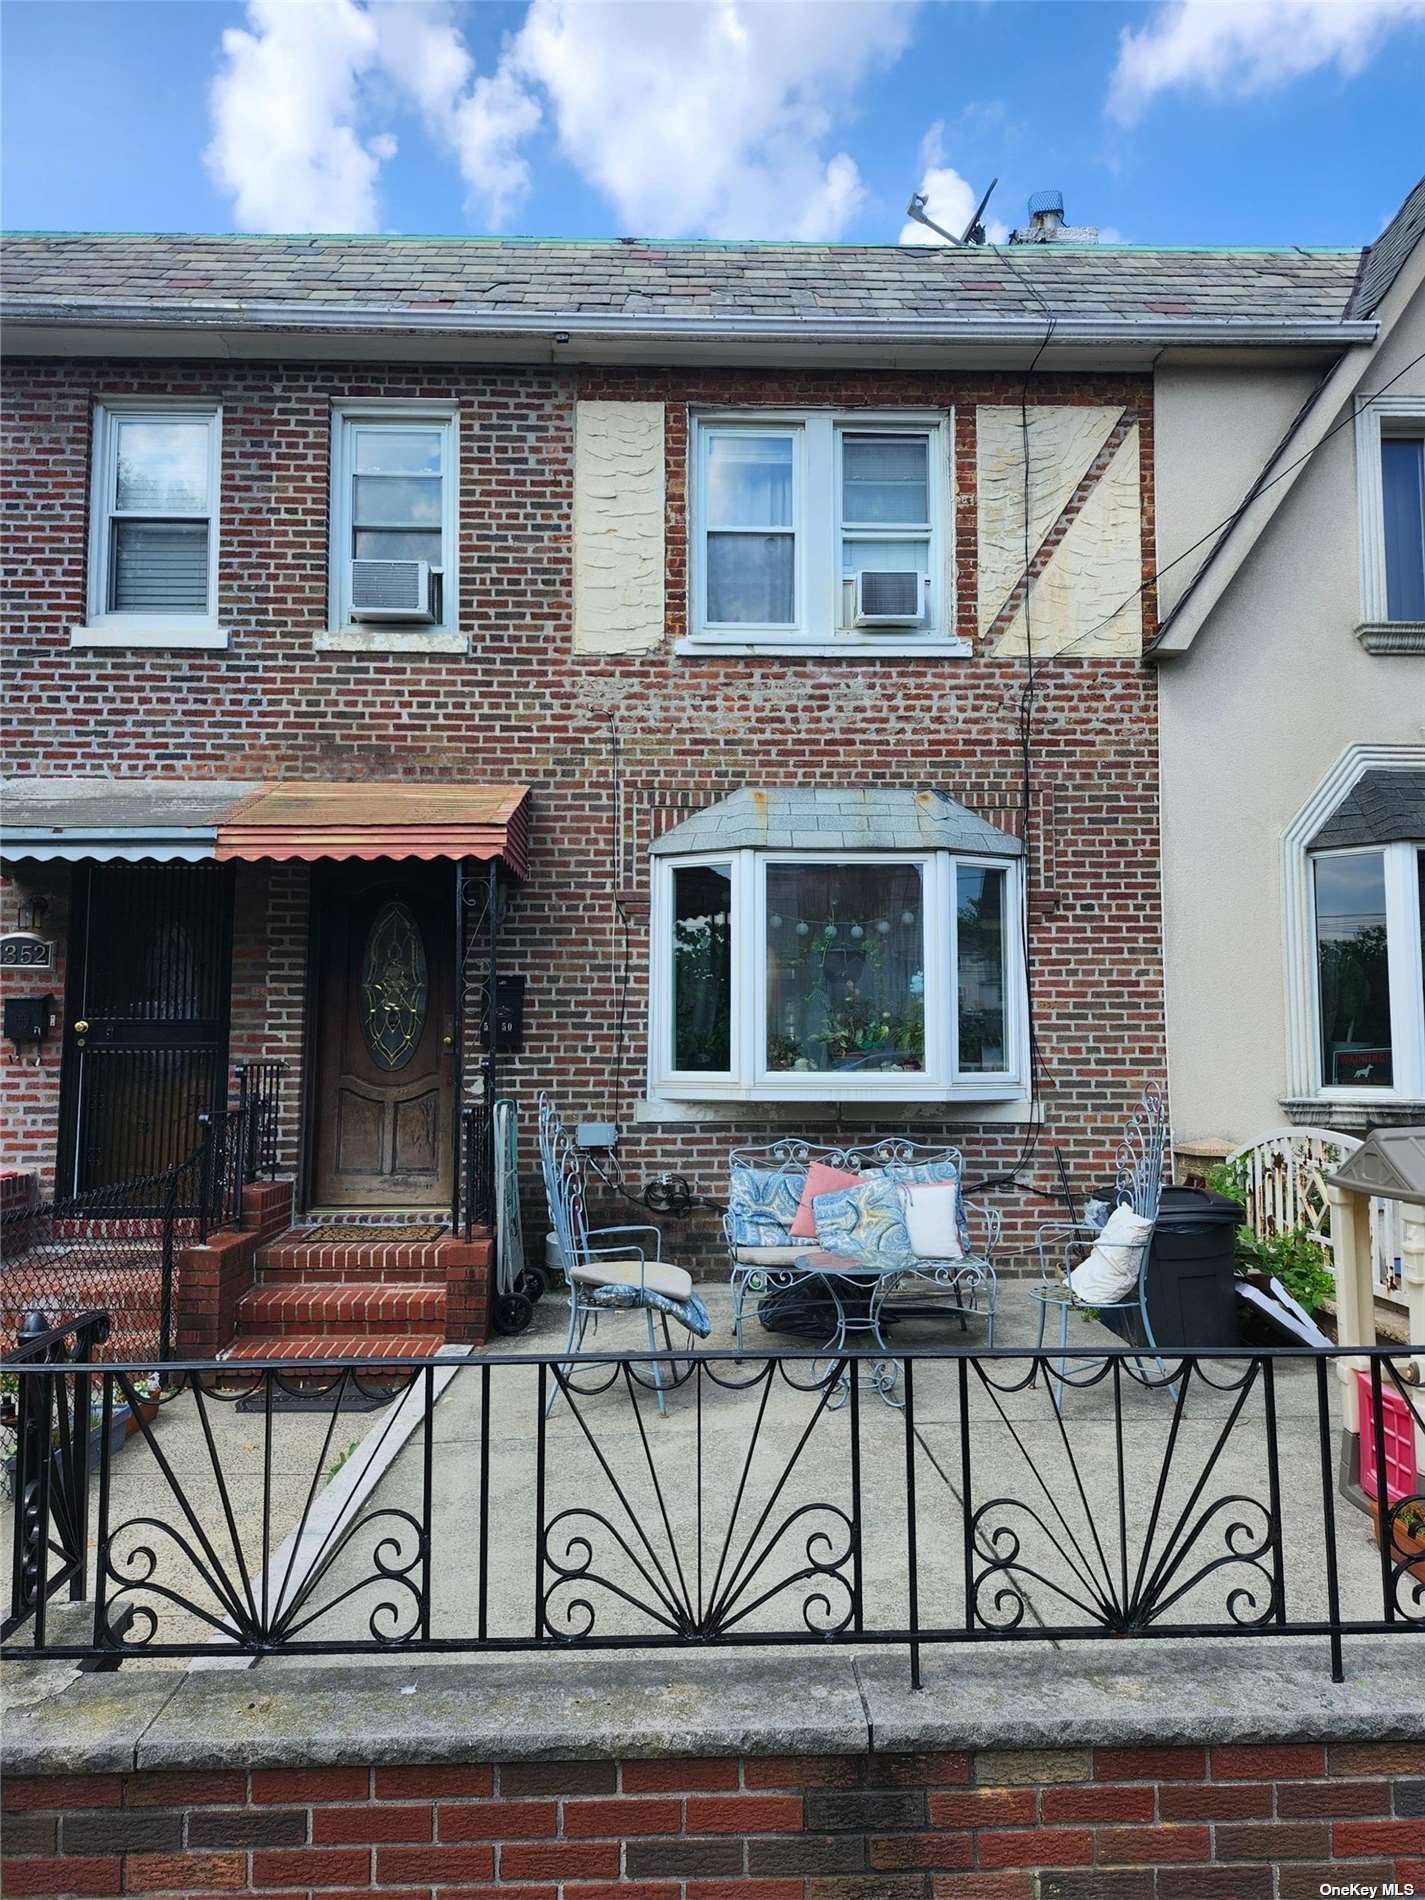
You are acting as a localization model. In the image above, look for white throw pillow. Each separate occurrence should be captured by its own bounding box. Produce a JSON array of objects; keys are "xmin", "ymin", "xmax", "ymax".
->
[
  {"xmin": 1069, "ymin": 1203, "xmax": 1155, "ymax": 1304},
  {"xmin": 900, "ymin": 1182, "xmax": 965, "ymax": 1261}
]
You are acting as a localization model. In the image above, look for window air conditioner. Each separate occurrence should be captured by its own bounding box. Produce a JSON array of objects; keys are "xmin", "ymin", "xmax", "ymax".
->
[
  {"xmin": 350, "ymin": 558, "xmax": 438, "ymax": 622},
  {"xmin": 854, "ymin": 569, "xmax": 925, "ymax": 627}
]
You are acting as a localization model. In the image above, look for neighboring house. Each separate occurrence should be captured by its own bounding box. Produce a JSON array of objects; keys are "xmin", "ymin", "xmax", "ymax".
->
[
  {"xmin": 1153, "ymin": 178, "xmax": 1425, "ymax": 1160},
  {"xmin": 0, "ymin": 224, "xmax": 1384, "ymax": 1348}
]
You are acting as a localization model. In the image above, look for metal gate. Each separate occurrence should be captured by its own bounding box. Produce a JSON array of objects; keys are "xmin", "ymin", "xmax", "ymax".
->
[{"xmin": 57, "ymin": 863, "xmax": 234, "ymax": 1197}]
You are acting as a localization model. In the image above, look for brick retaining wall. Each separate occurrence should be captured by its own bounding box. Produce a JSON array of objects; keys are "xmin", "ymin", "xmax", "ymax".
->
[{"xmin": 5, "ymin": 1744, "xmax": 1424, "ymax": 1897}]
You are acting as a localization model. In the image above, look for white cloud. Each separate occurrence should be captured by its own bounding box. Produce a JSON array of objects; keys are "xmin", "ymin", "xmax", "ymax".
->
[
  {"xmin": 371, "ymin": 3, "xmax": 540, "ymax": 225},
  {"xmin": 509, "ymin": 0, "xmax": 917, "ymax": 239},
  {"xmin": 1109, "ymin": 0, "xmax": 1425, "ymax": 124},
  {"xmin": 206, "ymin": 0, "xmax": 918, "ymax": 238},
  {"xmin": 205, "ymin": 0, "xmax": 389, "ymax": 232},
  {"xmin": 898, "ymin": 122, "xmax": 1009, "ymax": 247}
]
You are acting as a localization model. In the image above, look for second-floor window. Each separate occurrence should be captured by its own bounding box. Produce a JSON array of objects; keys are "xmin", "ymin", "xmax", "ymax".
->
[
  {"xmin": 1382, "ymin": 433, "xmax": 1425, "ymax": 622},
  {"xmin": 691, "ymin": 412, "xmax": 949, "ymax": 648},
  {"xmin": 86, "ymin": 402, "xmax": 221, "ymax": 636},
  {"xmin": 329, "ymin": 402, "xmax": 459, "ymax": 638}
]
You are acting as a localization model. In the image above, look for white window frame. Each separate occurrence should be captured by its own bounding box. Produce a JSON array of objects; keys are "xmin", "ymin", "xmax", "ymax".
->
[
  {"xmin": 321, "ymin": 399, "xmax": 462, "ymax": 654},
  {"xmin": 74, "ymin": 398, "xmax": 225, "ymax": 649},
  {"xmin": 1354, "ymin": 392, "xmax": 1425, "ymax": 630},
  {"xmin": 683, "ymin": 410, "xmax": 966, "ymax": 659},
  {"xmin": 1283, "ymin": 746, "xmax": 1425, "ymax": 1106},
  {"xmin": 650, "ymin": 847, "xmax": 1026, "ymax": 1104}
]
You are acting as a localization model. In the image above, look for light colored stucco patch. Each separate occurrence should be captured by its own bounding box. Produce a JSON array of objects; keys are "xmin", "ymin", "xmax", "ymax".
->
[
  {"xmin": 993, "ymin": 426, "xmax": 1143, "ymax": 658},
  {"xmin": 977, "ymin": 404, "xmax": 1119, "ymax": 635},
  {"xmin": 573, "ymin": 400, "xmax": 665, "ymax": 653}
]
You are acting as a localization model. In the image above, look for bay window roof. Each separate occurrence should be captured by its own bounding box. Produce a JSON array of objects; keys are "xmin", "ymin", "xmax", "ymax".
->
[
  {"xmin": 650, "ymin": 787, "xmax": 1021, "ymax": 858},
  {"xmin": 1308, "ymin": 769, "xmax": 1425, "ymax": 851}
]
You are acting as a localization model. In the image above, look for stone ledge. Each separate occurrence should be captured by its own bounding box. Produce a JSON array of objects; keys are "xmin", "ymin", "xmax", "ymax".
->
[{"xmin": 4, "ymin": 1640, "xmax": 1422, "ymax": 1778}]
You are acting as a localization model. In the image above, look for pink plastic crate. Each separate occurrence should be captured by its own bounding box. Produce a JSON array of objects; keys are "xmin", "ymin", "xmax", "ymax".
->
[{"xmin": 1357, "ymin": 1372, "xmax": 1419, "ymax": 1504}]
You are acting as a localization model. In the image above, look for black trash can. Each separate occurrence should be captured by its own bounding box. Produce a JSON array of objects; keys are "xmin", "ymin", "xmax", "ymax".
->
[{"xmin": 1145, "ymin": 1186, "xmax": 1244, "ymax": 1350}]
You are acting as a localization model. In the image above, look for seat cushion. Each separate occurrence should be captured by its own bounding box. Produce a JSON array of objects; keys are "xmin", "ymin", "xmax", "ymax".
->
[
  {"xmin": 734, "ymin": 1244, "xmax": 805, "ymax": 1267},
  {"xmin": 572, "ymin": 1257, "xmax": 695, "ymax": 1302}
]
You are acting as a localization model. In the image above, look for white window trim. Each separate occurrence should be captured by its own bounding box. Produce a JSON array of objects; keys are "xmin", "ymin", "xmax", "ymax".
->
[
  {"xmin": 73, "ymin": 398, "xmax": 226, "ymax": 650},
  {"xmin": 1354, "ymin": 392, "xmax": 1425, "ymax": 631},
  {"xmin": 684, "ymin": 409, "xmax": 967, "ymax": 657},
  {"xmin": 322, "ymin": 399, "xmax": 462, "ymax": 653},
  {"xmin": 650, "ymin": 847, "xmax": 1027, "ymax": 1105},
  {"xmin": 1282, "ymin": 744, "xmax": 1425, "ymax": 1105}
]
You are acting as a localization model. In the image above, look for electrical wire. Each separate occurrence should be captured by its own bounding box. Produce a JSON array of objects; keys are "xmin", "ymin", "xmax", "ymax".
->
[{"xmin": 1044, "ymin": 346, "xmax": 1425, "ymax": 661}]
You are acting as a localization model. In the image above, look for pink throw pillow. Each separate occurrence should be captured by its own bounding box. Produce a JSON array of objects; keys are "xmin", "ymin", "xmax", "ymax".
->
[{"xmin": 790, "ymin": 1162, "xmax": 864, "ymax": 1239}]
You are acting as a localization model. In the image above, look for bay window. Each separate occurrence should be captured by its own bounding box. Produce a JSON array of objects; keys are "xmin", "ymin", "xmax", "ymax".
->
[
  {"xmin": 653, "ymin": 848, "xmax": 1024, "ymax": 1103},
  {"xmin": 689, "ymin": 411, "xmax": 958, "ymax": 652}
]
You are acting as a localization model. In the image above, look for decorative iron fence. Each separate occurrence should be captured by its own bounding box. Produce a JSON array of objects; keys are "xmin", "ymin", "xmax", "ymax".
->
[
  {"xmin": 1, "ymin": 1336, "xmax": 1421, "ymax": 1682},
  {"xmin": 461, "ymin": 1096, "xmax": 496, "ymax": 1242}
]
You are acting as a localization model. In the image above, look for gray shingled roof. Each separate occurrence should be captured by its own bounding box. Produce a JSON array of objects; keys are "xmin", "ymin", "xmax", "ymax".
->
[
  {"xmin": 650, "ymin": 788, "xmax": 1021, "ymax": 856},
  {"xmin": 0, "ymin": 233, "xmax": 1365, "ymax": 329},
  {"xmin": 1309, "ymin": 770, "xmax": 1425, "ymax": 851},
  {"xmin": 1347, "ymin": 174, "xmax": 1425, "ymax": 318}
]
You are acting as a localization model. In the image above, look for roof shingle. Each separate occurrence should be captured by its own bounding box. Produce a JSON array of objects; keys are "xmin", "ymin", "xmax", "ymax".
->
[{"xmin": 0, "ymin": 233, "xmax": 1364, "ymax": 329}]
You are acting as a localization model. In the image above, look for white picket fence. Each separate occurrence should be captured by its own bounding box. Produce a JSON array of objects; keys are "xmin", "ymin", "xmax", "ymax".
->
[{"xmin": 1224, "ymin": 1126, "xmax": 1403, "ymax": 1300}]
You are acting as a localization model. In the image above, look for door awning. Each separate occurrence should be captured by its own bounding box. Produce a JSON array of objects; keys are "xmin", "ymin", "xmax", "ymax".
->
[{"xmin": 3, "ymin": 779, "xmax": 531, "ymax": 879}]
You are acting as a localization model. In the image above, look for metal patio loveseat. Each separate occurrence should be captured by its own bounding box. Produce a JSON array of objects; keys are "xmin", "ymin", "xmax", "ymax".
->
[{"xmin": 724, "ymin": 1137, "xmax": 1000, "ymax": 1353}]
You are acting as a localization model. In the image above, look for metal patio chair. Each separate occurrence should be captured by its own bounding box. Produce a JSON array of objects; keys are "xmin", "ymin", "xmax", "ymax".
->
[
  {"xmin": 537, "ymin": 1094, "xmax": 710, "ymax": 1415},
  {"xmin": 1031, "ymin": 1083, "xmax": 1172, "ymax": 1413}
]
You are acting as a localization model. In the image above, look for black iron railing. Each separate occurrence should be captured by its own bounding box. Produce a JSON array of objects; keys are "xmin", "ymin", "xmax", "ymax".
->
[
  {"xmin": 1, "ymin": 1338, "xmax": 1421, "ymax": 1681},
  {"xmin": 233, "ymin": 1061, "xmax": 283, "ymax": 1184},
  {"xmin": 196, "ymin": 1062, "xmax": 285, "ymax": 1238},
  {"xmin": 461, "ymin": 1096, "xmax": 496, "ymax": 1243},
  {"xmin": 1, "ymin": 1312, "xmax": 110, "ymax": 1639}
]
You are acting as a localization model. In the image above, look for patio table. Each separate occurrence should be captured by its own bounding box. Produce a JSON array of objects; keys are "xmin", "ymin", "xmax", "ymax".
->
[{"xmin": 789, "ymin": 1249, "xmax": 902, "ymax": 1407}]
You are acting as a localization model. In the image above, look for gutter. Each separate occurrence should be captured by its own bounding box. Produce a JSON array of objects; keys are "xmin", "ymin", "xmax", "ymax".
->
[{"xmin": 0, "ymin": 297, "xmax": 1380, "ymax": 350}]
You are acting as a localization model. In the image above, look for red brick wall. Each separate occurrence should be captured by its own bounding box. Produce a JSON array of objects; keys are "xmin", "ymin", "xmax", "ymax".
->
[
  {"xmin": 4, "ymin": 1744, "xmax": 1422, "ymax": 1896},
  {"xmin": 0, "ymin": 866, "xmax": 69, "ymax": 1196},
  {"xmin": 1, "ymin": 358, "xmax": 1164, "ymax": 1260}
]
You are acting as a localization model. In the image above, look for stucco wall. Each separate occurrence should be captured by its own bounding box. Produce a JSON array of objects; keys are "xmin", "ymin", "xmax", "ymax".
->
[{"xmin": 1155, "ymin": 290, "xmax": 1425, "ymax": 1146}]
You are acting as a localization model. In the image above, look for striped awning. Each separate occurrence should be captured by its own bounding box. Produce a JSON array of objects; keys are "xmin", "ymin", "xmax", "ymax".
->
[{"xmin": 3, "ymin": 779, "xmax": 531, "ymax": 878}]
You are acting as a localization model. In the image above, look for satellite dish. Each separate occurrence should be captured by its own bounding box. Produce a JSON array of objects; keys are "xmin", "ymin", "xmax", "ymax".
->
[
  {"xmin": 904, "ymin": 177, "xmax": 998, "ymax": 248},
  {"xmin": 959, "ymin": 177, "xmax": 999, "ymax": 247}
]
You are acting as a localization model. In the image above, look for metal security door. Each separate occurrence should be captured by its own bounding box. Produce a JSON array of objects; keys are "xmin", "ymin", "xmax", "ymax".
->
[{"xmin": 58, "ymin": 863, "xmax": 234, "ymax": 1195}]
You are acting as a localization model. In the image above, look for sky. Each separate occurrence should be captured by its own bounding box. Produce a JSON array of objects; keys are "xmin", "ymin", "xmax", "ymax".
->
[{"xmin": 3, "ymin": 0, "xmax": 1424, "ymax": 251}]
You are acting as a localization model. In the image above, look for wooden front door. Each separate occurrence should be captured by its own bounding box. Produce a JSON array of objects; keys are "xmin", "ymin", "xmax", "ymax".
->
[{"xmin": 311, "ymin": 864, "xmax": 455, "ymax": 1208}]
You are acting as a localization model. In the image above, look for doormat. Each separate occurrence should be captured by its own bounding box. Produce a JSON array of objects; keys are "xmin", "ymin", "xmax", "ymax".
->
[{"xmin": 295, "ymin": 1222, "xmax": 448, "ymax": 1243}]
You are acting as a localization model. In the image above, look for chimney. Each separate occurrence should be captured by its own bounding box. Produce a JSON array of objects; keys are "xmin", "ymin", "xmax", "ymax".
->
[{"xmin": 1011, "ymin": 189, "xmax": 1098, "ymax": 246}]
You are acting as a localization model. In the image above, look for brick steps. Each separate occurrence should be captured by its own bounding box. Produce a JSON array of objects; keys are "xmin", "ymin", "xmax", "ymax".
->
[
  {"xmin": 220, "ymin": 1225, "xmax": 492, "ymax": 1357},
  {"xmin": 234, "ymin": 1281, "xmax": 444, "ymax": 1337},
  {"xmin": 255, "ymin": 1238, "xmax": 449, "ymax": 1282},
  {"xmin": 221, "ymin": 1333, "xmax": 437, "ymax": 1362}
]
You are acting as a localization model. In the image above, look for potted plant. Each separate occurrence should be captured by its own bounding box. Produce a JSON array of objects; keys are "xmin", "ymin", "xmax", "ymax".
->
[{"xmin": 1368, "ymin": 1495, "xmax": 1425, "ymax": 1586}]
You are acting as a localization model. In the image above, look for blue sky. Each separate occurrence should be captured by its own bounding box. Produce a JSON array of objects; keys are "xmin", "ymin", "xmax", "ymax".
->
[{"xmin": 4, "ymin": 1, "xmax": 1423, "ymax": 249}]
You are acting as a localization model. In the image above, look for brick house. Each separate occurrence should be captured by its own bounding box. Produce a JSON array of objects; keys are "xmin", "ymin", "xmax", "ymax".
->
[{"xmin": 0, "ymin": 231, "xmax": 1369, "ymax": 1356}]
